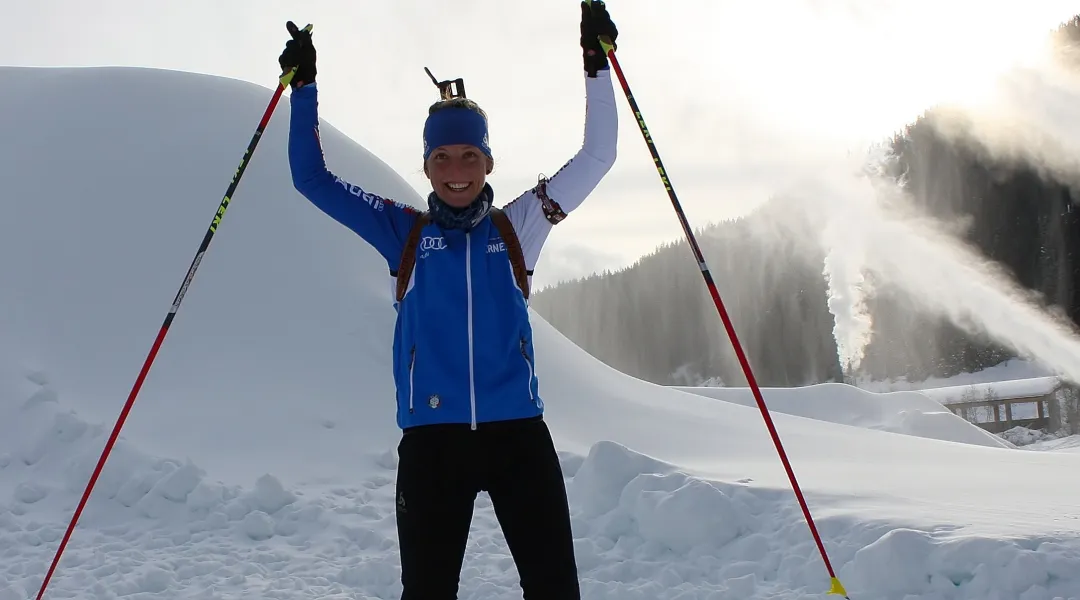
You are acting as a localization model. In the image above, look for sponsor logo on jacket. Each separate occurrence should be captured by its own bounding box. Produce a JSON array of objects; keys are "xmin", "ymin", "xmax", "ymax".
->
[
  {"xmin": 334, "ymin": 175, "xmax": 385, "ymax": 210},
  {"xmin": 421, "ymin": 236, "xmax": 447, "ymax": 252}
]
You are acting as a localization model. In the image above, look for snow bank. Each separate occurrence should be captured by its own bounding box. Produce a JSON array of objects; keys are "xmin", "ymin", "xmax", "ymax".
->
[
  {"xmin": 1025, "ymin": 432, "xmax": 1080, "ymax": 453},
  {"xmin": 1001, "ymin": 425, "xmax": 1065, "ymax": 447},
  {"xmin": 0, "ymin": 369, "xmax": 409, "ymax": 599},
  {"xmin": 568, "ymin": 438, "xmax": 1080, "ymax": 600},
  {"xmin": 843, "ymin": 529, "xmax": 1080, "ymax": 600}
]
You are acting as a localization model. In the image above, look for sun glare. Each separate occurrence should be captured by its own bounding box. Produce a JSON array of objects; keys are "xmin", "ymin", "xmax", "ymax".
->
[{"xmin": 699, "ymin": 0, "xmax": 1075, "ymax": 144}]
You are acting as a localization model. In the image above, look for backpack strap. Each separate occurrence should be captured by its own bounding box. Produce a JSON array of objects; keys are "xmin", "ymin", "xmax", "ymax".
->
[
  {"xmin": 490, "ymin": 207, "xmax": 532, "ymax": 300},
  {"xmin": 394, "ymin": 212, "xmax": 430, "ymax": 303},
  {"xmin": 393, "ymin": 209, "xmax": 531, "ymax": 304}
]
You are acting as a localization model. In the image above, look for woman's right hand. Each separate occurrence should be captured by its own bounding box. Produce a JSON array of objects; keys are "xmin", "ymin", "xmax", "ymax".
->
[{"xmin": 278, "ymin": 21, "xmax": 317, "ymax": 88}]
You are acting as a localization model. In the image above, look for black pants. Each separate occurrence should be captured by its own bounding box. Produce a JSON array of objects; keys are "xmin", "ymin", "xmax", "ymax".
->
[{"xmin": 395, "ymin": 416, "xmax": 580, "ymax": 599}]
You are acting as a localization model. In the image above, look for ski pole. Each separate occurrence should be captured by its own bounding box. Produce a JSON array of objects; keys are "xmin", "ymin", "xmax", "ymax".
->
[
  {"xmin": 32, "ymin": 24, "xmax": 312, "ymax": 600},
  {"xmin": 583, "ymin": 3, "xmax": 849, "ymax": 597}
]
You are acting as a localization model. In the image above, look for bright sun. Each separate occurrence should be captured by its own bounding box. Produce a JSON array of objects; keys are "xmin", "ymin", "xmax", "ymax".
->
[{"xmin": 693, "ymin": 0, "xmax": 1076, "ymax": 145}]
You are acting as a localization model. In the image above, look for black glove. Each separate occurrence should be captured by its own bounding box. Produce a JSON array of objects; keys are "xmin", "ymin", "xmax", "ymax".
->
[
  {"xmin": 278, "ymin": 21, "xmax": 316, "ymax": 88},
  {"xmin": 581, "ymin": 0, "xmax": 618, "ymax": 77}
]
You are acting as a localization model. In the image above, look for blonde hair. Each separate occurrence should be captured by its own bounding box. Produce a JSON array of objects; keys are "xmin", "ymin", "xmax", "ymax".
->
[{"xmin": 428, "ymin": 97, "xmax": 487, "ymax": 118}]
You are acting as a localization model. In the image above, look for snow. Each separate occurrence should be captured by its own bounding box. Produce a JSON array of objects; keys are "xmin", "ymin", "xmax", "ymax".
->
[
  {"xmin": 1010, "ymin": 428, "xmax": 1080, "ymax": 453},
  {"xmin": 3, "ymin": 65, "xmax": 1080, "ymax": 599}
]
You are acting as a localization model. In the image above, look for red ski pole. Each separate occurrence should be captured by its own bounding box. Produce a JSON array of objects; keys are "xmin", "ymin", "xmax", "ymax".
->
[
  {"xmin": 583, "ymin": 2, "xmax": 849, "ymax": 597},
  {"xmin": 33, "ymin": 25, "xmax": 312, "ymax": 600}
]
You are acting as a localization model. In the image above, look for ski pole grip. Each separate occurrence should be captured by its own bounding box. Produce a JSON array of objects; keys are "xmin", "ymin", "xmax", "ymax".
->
[{"xmin": 598, "ymin": 35, "xmax": 615, "ymax": 55}]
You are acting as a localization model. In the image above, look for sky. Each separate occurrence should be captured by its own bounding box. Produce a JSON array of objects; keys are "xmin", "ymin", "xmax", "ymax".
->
[{"xmin": 7, "ymin": 0, "xmax": 1080, "ymax": 288}]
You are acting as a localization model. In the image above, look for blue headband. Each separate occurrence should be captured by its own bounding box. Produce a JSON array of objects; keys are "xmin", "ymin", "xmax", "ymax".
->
[{"xmin": 423, "ymin": 107, "xmax": 491, "ymax": 160}]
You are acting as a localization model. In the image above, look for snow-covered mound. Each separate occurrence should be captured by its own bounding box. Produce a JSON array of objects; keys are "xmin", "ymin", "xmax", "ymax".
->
[
  {"xmin": 0, "ymin": 65, "xmax": 418, "ymax": 486},
  {"xmin": 674, "ymin": 383, "xmax": 1014, "ymax": 448},
  {"xmin": 4, "ymin": 66, "xmax": 1080, "ymax": 599}
]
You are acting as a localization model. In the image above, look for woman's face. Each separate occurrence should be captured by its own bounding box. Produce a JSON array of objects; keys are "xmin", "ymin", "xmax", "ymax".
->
[{"xmin": 425, "ymin": 144, "xmax": 492, "ymax": 208}]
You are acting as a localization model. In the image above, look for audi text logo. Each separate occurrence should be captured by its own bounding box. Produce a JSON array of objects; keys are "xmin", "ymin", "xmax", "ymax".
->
[{"xmin": 420, "ymin": 236, "xmax": 447, "ymax": 252}]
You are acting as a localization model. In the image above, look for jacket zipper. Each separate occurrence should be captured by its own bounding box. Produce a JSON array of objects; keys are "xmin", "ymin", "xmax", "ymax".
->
[
  {"xmin": 520, "ymin": 336, "xmax": 536, "ymax": 405},
  {"xmin": 408, "ymin": 345, "xmax": 416, "ymax": 413},
  {"xmin": 466, "ymin": 232, "xmax": 477, "ymax": 430}
]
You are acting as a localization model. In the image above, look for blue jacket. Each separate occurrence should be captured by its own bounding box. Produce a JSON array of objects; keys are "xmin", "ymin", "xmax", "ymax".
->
[{"xmin": 288, "ymin": 69, "xmax": 618, "ymax": 430}]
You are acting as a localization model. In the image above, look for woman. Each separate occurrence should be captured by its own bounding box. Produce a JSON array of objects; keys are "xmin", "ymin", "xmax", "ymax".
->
[{"xmin": 279, "ymin": 3, "xmax": 618, "ymax": 598}]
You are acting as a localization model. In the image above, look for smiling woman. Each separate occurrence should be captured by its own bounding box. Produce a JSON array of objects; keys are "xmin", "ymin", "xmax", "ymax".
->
[
  {"xmin": 278, "ymin": 2, "xmax": 619, "ymax": 599},
  {"xmin": 421, "ymin": 97, "xmax": 496, "ymax": 227}
]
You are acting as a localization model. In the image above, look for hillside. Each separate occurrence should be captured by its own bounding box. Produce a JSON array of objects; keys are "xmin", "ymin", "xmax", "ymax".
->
[{"xmin": 531, "ymin": 201, "xmax": 844, "ymax": 387}]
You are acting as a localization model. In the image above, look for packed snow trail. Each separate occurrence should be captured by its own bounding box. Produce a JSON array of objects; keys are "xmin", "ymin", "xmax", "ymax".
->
[{"xmin": 3, "ymin": 67, "xmax": 1080, "ymax": 599}]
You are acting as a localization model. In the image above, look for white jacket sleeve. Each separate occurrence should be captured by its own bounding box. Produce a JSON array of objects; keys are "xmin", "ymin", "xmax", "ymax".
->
[{"xmin": 501, "ymin": 68, "xmax": 618, "ymax": 271}]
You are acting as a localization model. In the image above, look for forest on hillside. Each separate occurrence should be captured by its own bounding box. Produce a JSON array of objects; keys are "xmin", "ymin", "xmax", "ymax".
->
[
  {"xmin": 532, "ymin": 203, "xmax": 845, "ymax": 387},
  {"xmin": 531, "ymin": 16, "xmax": 1080, "ymax": 387}
]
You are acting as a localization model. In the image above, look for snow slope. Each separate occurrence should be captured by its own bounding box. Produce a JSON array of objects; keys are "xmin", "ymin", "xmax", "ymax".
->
[{"xmin": 4, "ymin": 66, "xmax": 1080, "ymax": 599}]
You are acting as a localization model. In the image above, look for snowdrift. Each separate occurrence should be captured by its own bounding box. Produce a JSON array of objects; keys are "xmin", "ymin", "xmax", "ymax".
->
[{"xmin": 3, "ymin": 66, "xmax": 1080, "ymax": 599}]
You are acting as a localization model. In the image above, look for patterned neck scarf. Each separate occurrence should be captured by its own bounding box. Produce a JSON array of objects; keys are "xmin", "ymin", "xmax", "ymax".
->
[{"xmin": 427, "ymin": 183, "xmax": 493, "ymax": 231}]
